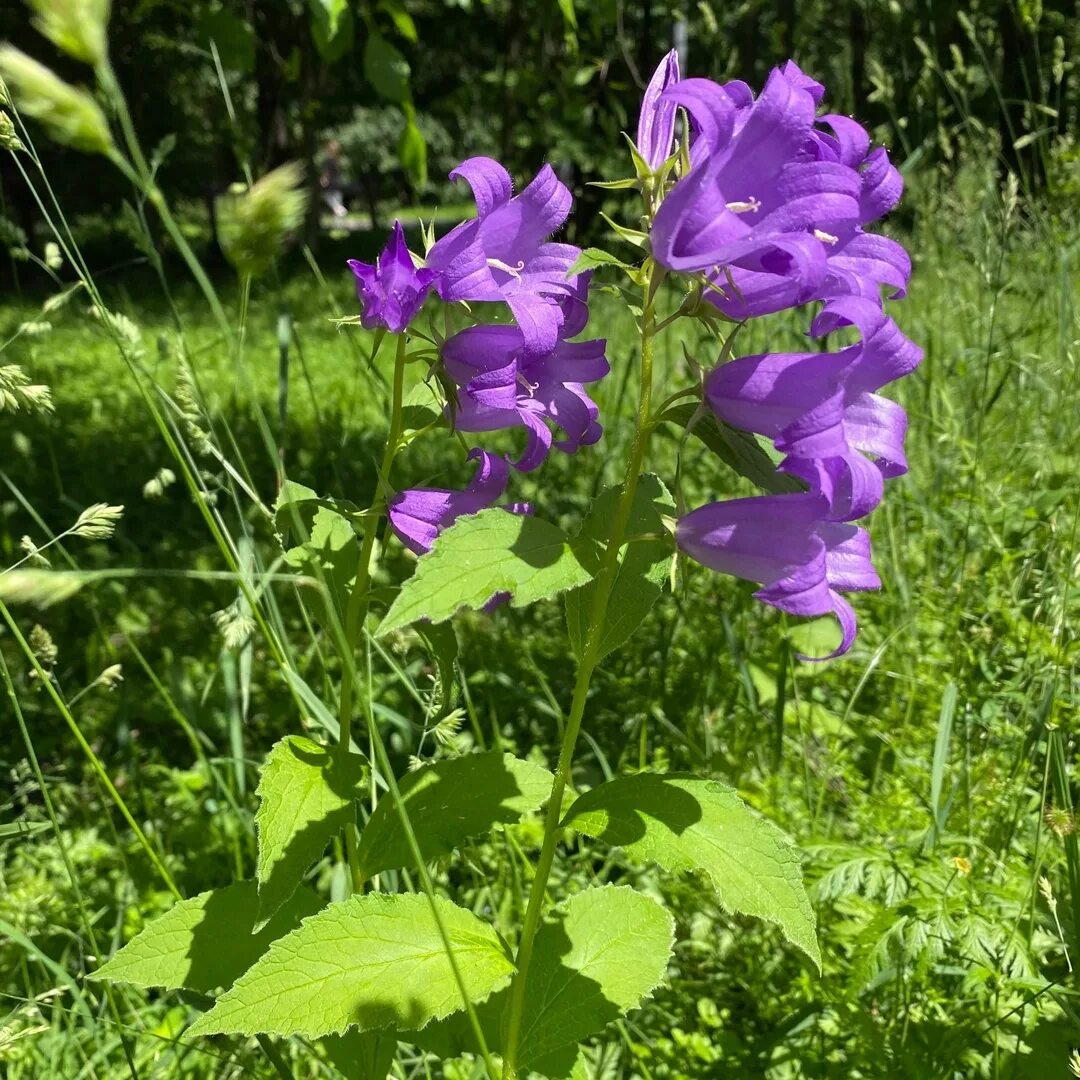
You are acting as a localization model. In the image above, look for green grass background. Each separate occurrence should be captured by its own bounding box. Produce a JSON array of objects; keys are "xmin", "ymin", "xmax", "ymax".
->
[{"xmin": 1, "ymin": 159, "xmax": 1078, "ymax": 1078}]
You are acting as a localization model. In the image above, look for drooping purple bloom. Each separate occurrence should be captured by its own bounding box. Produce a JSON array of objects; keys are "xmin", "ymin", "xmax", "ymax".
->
[
  {"xmin": 677, "ymin": 492, "xmax": 880, "ymax": 658},
  {"xmin": 650, "ymin": 66, "xmax": 862, "ymax": 303},
  {"xmin": 637, "ymin": 49, "xmax": 681, "ymax": 169},
  {"xmin": 701, "ymin": 71, "xmax": 910, "ymax": 319},
  {"xmin": 425, "ymin": 157, "xmax": 582, "ymax": 357},
  {"xmin": 706, "ymin": 295, "xmax": 922, "ymax": 520},
  {"xmin": 441, "ymin": 275, "xmax": 609, "ymax": 472},
  {"xmin": 388, "ymin": 449, "xmax": 517, "ymax": 555},
  {"xmin": 347, "ymin": 221, "xmax": 438, "ymax": 334}
]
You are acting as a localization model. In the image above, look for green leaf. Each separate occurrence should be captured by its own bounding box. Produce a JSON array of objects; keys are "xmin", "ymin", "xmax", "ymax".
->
[
  {"xmin": 517, "ymin": 885, "xmax": 673, "ymax": 1070},
  {"xmin": 198, "ymin": 10, "xmax": 255, "ymax": 74},
  {"xmin": 363, "ymin": 32, "xmax": 411, "ymax": 104},
  {"xmin": 90, "ymin": 882, "xmax": 322, "ymax": 994},
  {"xmin": 357, "ymin": 752, "xmax": 553, "ymax": 880},
  {"xmin": 376, "ymin": 509, "xmax": 591, "ymax": 636},
  {"xmin": 378, "ymin": 0, "xmax": 418, "ymax": 41},
  {"xmin": 599, "ymin": 212, "xmax": 648, "ymax": 249},
  {"xmin": 414, "ymin": 620, "xmax": 459, "ymax": 720},
  {"xmin": 565, "ymin": 474, "xmax": 674, "ymax": 663},
  {"xmin": 187, "ymin": 893, "xmax": 514, "ymax": 1037},
  {"xmin": 255, "ymin": 735, "xmax": 367, "ymax": 929},
  {"xmin": 409, "ymin": 885, "xmax": 672, "ymax": 1073},
  {"xmin": 565, "ymin": 246, "xmax": 634, "ymax": 279},
  {"xmin": 563, "ymin": 774, "xmax": 821, "ymax": 967},
  {"xmin": 659, "ymin": 402, "xmax": 802, "ymax": 494},
  {"xmin": 321, "ymin": 1028, "xmax": 396, "ymax": 1079},
  {"xmin": 308, "ymin": 0, "xmax": 353, "ymax": 61},
  {"xmin": 282, "ymin": 506, "xmax": 360, "ymax": 625},
  {"xmin": 399, "ymin": 109, "xmax": 428, "ymax": 189}
]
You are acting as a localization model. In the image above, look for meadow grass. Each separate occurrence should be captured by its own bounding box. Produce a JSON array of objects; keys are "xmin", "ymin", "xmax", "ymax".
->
[{"xmin": 1, "ymin": 158, "xmax": 1078, "ymax": 1078}]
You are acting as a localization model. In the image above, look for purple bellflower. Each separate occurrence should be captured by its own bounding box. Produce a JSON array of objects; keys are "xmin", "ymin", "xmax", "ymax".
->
[
  {"xmin": 440, "ymin": 275, "xmax": 609, "ymax": 472},
  {"xmin": 650, "ymin": 65, "xmax": 863, "ymax": 302},
  {"xmin": 388, "ymin": 449, "xmax": 521, "ymax": 555},
  {"xmin": 676, "ymin": 493, "xmax": 880, "ymax": 659},
  {"xmin": 702, "ymin": 74, "xmax": 909, "ymax": 318},
  {"xmin": 347, "ymin": 220, "xmax": 438, "ymax": 334},
  {"xmin": 425, "ymin": 157, "xmax": 582, "ymax": 357},
  {"xmin": 637, "ymin": 50, "xmax": 681, "ymax": 170},
  {"xmin": 706, "ymin": 295, "xmax": 922, "ymax": 520}
]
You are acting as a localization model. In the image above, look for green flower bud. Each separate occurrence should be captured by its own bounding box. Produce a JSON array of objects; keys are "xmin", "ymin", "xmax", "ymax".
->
[
  {"xmin": 0, "ymin": 109, "xmax": 25, "ymax": 152},
  {"xmin": 28, "ymin": 0, "xmax": 110, "ymax": 67},
  {"xmin": 0, "ymin": 47, "xmax": 112, "ymax": 154},
  {"xmin": 216, "ymin": 162, "xmax": 308, "ymax": 278}
]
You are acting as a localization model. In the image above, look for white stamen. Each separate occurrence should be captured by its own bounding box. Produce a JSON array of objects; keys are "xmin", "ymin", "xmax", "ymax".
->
[
  {"xmin": 517, "ymin": 372, "xmax": 540, "ymax": 396},
  {"xmin": 814, "ymin": 228, "xmax": 839, "ymax": 246},
  {"xmin": 725, "ymin": 197, "xmax": 761, "ymax": 214},
  {"xmin": 487, "ymin": 258, "xmax": 526, "ymax": 278}
]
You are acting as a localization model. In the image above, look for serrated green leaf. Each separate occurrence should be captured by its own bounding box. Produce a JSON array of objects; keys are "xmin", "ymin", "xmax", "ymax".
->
[
  {"xmin": 517, "ymin": 885, "xmax": 673, "ymax": 1069},
  {"xmin": 187, "ymin": 893, "xmax": 514, "ymax": 1038},
  {"xmin": 90, "ymin": 882, "xmax": 322, "ymax": 994},
  {"xmin": 563, "ymin": 774, "xmax": 821, "ymax": 967},
  {"xmin": 255, "ymin": 736, "xmax": 366, "ymax": 929},
  {"xmin": 659, "ymin": 402, "xmax": 802, "ymax": 494},
  {"xmin": 376, "ymin": 509, "xmax": 591, "ymax": 636},
  {"xmin": 565, "ymin": 474, "xmax": 674, "ymax": 663},
  {"xmin": 357, "ymin": 752, "xmax": 553, "ymax": 880},
  {"xmin": 565, "ymin": 247, "xmax": 635, "ymax": 278},
  {"xmin": 409, "ymin": 885, "xmax": 672, "ymax": 1072}
]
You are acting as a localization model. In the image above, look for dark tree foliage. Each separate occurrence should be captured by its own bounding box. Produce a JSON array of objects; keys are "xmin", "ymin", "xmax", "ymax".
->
[{"xmin": 0, "ymin": 0, "xmax": 1076, "ymax": 250}]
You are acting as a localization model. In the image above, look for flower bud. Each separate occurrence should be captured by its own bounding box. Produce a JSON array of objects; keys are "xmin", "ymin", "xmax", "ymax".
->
[
  {"xmin": 0, "ymin": 109, "xmax": 24, "ymax": 152},
  {"xmin": 28, "ymin": 0, "xmax": 110, "ymax": 67},
  {"xmin": 216, "ymin": 162, "xmax": 308, "ymax": 278},
  {"xmin": 636, "ymin": 49, "xmax": 680, "ymax": 170},
  {"xmin": 0, "ymin": 47, "xmax": 112, "ymax": 154}
]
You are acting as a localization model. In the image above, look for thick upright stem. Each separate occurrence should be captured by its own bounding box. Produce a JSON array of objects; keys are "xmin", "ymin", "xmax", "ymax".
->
[{"xmin": 501, "ymin": 262, "xmax": 661, "ymax": 1078}]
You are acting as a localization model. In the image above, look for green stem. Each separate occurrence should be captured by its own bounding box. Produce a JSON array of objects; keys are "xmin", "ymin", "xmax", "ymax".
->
[
  {"xmin": 0, "ymin": 601, "xmax": 181, "ymax": 900},
  {"xmin": 501, "ymin": 261, "xmax": 662, "ymax": 1079},
  {"xmin": 338, "ymin": 334, "xmax": 408, "ymax": 891}
]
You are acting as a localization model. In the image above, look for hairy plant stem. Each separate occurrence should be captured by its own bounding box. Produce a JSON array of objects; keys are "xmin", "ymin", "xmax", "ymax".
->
[
  {"xmin": 501, "ymin": 260, "xmax": 663, "ymax": 1079},
  {"xmin": 338, "ymin": 333, "xmax": 408, "ymax": 891}
]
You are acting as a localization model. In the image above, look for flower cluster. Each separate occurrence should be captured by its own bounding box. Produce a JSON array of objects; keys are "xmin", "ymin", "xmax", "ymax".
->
[
  {"xmin": 641, "ymin": 55, "xmax": 920, "ymax": 656},
  {"xmin": 347, "ymin": 160, "xmax": 608, "ymax": 555}
]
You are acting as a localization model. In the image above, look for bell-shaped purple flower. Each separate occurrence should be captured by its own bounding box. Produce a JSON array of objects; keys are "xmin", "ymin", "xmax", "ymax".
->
[
  {"xmin": 347, "ymin": 221, "xmax": 438, "ymax": 334},
  {"xmin": 704, "ymin": 84, "xmax": 910, "ymax": 319},
  {"xmin": 705, "ymin": 295, "xmax": 922, "ymax": 520},
  {"xmin": 650, "ymin": 65, "xmax": 862, "ymax": 303},
  {"xmin": 440, "ymin": 275, "xmax": 609, "ymax": 472},
  {"xmin": 637, "ymin": 49, "xmax": 680, "ymax": 170},
  {"xmin": 388, "ymin": 449, "xmax": 515, "ymax": 555},
  {"xmin": 677, "ymin": 492, "xmax": 881, "ymax": 658},
  {"xmin": 425, "ymin": 157, "xmax": 582, "ymax": 357}
]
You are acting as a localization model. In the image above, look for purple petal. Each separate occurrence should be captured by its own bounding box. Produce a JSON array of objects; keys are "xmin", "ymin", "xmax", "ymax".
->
[
  {"xmin": 637, "ymin": 49, "xmax": 681, "ymax": 169},
  {"xmin": 448, "ymin": 157, "xmax": 513, "ymax": 217}
]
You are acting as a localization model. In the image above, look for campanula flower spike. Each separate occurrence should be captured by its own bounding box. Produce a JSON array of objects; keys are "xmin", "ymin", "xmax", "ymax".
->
[
  {"xmin": 636, "ymin": 49, "xmax": 680, "ymax": 170},
  {"xmin": 676, "ymin": 493, "xmax": 881, "ymax": 659},
  {"xmin": 346, "ymin": 220, "xmax": 438, "ymax": 334},
  {"xmin": 425, "ymin": 157, "xmax": 582, "ymax": 356}
]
